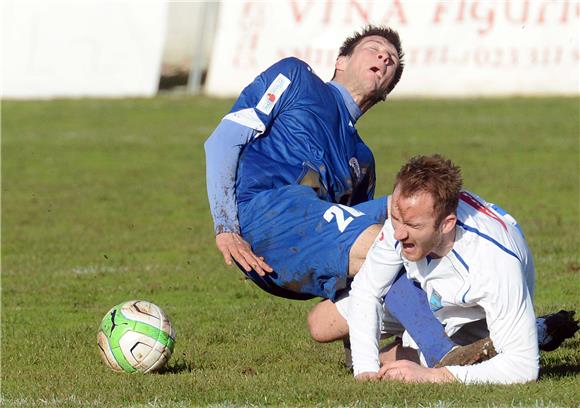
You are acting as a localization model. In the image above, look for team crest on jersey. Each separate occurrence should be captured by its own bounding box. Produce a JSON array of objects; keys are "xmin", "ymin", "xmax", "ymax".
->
[
  {"xmin": 349, "ymin": 157, "xmax": 361, "ymax": 181},
  {"xmin": 429, "ymin": 290, "xmax": 443, "ymax": 312},
  {"xmin": 256, "ymin": 73, "xmax": 291, "ymax": 115}
]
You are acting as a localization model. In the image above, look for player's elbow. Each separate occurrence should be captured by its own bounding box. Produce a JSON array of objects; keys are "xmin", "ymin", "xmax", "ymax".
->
[
  {"xmin": 522, "ymin": 360, "xmax": 539, "ymax": 383},
  {"xmin": 510, "ymin": 367, "xmax": 538, "ymax": 384},
  {"xmin": 529, "ymin": 365, "xmax": 539, "ymax": 382},
  {"xmin": 516, "ymin": 348, "xmax": 540, "ymax": 383},
  {"xmin": 508, "ymin": 358, "xmax": 539, "ymax": 384}
]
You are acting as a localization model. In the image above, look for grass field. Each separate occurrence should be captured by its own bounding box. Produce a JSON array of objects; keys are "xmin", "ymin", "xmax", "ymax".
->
[{"xmin": 2, "ymin": 95, "xmax": 579, "ymax": 407}]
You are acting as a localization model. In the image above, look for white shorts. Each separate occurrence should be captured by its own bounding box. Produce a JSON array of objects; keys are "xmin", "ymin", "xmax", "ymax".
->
[
  {"xmin": 335, "ymin": 292, "xmax": 405, "ymax": 338},
  {"xmin": 335, "ymin": 293, "xmax": 490, "ymax": 366}
]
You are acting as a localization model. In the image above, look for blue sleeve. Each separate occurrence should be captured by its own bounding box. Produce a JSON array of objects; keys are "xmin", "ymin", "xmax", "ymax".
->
[{"xmin": 204, "ymin": 120, "xmax": 257, "ymax": 234}]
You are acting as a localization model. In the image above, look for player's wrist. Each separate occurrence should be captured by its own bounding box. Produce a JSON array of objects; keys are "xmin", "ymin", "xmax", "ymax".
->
[
  {"xmin": 214, "ymin": 225, "xmax": 241, "ymax": 235},
  {"xmin": 433, "ymin": 367, "xmax": 456, "ymax": 383},
  {"xmin": 355, "ymin": 371, "xmax": 379, "ymax": 381}
]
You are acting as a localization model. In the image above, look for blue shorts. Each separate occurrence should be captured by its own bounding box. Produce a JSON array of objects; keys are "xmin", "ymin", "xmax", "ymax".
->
[{"xmin": 238, "ymin": 185, "xmax": 387, "ymax": 300}]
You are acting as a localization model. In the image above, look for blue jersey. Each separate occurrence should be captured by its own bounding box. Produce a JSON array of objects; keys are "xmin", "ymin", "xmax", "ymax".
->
[
  {"xmin": 205, "ymin": 57, "xmax": 377, "ymax": 234},
  {"xmin": 205, "ymin": 57, "xmax": 384, "ymax": 299},
  {"xmin": 232, "ymin": 57, "xmax": 376, "ymax": 206}
]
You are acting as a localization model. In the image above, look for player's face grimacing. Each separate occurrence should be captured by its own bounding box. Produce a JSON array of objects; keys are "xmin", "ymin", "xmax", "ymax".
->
[
  {"xmin": 390, "ymin": 186, "xmax": 455, "ymax": 262},
  {"xmin": 336, "ymin": 35, "xmax": 399, "ymax": 101}
]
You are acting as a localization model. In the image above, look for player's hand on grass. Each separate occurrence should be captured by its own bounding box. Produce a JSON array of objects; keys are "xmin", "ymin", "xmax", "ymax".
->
[
  {"xmin": 215, "ymin": 232, "xmax": 273, "ymax": 276},
  {"xmin": 355, "ymin": 372, "xmax": 380, "ymax": 381},
  {"xmin": 379, "ymin": 360, "xmax": 455, "ymax": 383}
]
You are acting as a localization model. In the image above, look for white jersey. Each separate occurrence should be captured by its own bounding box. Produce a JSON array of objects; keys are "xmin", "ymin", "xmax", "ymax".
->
[{"xmin": 347, "ymin": 191, "xmax": 539, "ymax": 384}]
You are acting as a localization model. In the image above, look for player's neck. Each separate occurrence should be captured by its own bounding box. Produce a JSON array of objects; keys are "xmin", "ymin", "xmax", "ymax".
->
[
  {"xmin": 430, "ymin": 229, "xmax": 456, "ymax": 259},
  {"xmin": 333, "ymin": 76, "xmax": 381, "ymax": 114},
  {"xmin": 345, "ymin": 88, "xmax": 381, "ymax": 114}
]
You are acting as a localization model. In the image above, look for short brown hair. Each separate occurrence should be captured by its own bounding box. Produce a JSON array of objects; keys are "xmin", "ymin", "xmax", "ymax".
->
[
  {"xmin": 338, "ymin": 25, "xmax": 405, "ymax": 95},
  {"xmin": 394, "ymin": 155, "xmax": 463, "ymax": 226}
]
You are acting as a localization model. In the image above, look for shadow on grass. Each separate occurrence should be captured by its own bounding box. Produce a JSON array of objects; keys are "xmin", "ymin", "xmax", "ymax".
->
[
  {"xmin": 539, "ymin": 364, "xmax": 580, "ymax": 378},
  {"xmin": 158, "ymin": 357, "xmax": 195, "ymax": 374}
]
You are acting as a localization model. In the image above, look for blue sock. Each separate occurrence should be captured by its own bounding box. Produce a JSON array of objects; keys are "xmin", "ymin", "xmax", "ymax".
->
[{"xmin": 383, "ymin": 270, "xmax": 455, "ymax": 367}]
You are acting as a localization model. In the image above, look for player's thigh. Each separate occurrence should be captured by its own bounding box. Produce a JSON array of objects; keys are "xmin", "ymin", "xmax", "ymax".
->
[
  {"xmin": 348, "ymin": 223, "xmax": 382, "ymax": 277},
  {"xmin": 347, "ymin": 197, "xmax": 388, "ymax": 276}
]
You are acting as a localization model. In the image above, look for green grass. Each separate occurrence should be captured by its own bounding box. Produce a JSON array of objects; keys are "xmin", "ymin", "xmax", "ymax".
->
[{"xmin": 2, "ymin": 96, "xmax": 579, "ymax": 407}]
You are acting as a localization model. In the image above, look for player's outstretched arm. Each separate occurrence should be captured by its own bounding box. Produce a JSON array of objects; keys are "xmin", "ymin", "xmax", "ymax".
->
[
  {"xmin": 205, "ymin": 119, "xmax": 273, "ymax": 276},
  {"xmin": 205, "ymin": 120, "xmax": 252, "ymax": 236},
  {"xmin": 215, "ymin": 232, "xmax": 272, "ymax": 276}
]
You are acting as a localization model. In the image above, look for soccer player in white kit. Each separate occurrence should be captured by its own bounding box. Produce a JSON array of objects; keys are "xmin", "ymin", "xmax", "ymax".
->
[{"xmin": 344, "ymin": 154, "xmax": 539, "ymax": 384}]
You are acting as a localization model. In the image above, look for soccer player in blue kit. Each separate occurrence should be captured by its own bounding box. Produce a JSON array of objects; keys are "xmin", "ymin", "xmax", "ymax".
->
[{"xmin": 204, "ymin": 25, "xmax": 473, "ymax": 368}]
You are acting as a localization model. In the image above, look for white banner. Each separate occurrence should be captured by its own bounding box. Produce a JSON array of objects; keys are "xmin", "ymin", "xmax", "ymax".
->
[
  {"xmin": 2, "ymin": 0, "xmax": 168, "ymax": 99},
  {"xmin": 205, "ymin": 0, "xmax": 579, "ymax": 97}
]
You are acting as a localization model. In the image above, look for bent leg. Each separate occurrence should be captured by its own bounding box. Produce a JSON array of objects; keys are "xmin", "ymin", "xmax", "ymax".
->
[
  {"xmin": 308, "ymin": 298, "xmax": 420, "ymax": 369},
  {"xmin": 239, "ymin": 187, "xmax": 388, "ymax": 300},
  {"xmin": 348, "ymin": 224, "xmax": 382, "ymax": 277},
  {"xmin": 307, "ymin": 298, "xmax": 353, "ymax": 370},
  {"xmin": 307, "ymin": 299, "xmax": 348, "ymax": 343},
  {"xmin": 384, "ymin": 272, "xmax": 455, "ymax": 367}
]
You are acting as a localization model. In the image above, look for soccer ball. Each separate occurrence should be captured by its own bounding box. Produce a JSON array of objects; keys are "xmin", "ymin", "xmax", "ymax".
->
[{"xmin": 97, "ymin": 300, "xmax": 176, "ymax": 373}]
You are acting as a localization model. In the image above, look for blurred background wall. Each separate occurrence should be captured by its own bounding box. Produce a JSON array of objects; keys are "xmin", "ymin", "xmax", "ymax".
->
[
  {"xmin": 2, "ymin": 0, "xmax": 168, "ymax": 98},
  {"xmin": 2, "ymin": 0, "xmax": 578, "ymax": 99}
]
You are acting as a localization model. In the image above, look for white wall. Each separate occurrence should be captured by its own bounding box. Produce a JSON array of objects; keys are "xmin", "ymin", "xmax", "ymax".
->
[
  {"xmin": 160, "ymin": 2, "xmax": 204, "ymax": 76},
  {"xmin": 205, "ymin": 1, "xmax": 579, "ymax": 97},
  {"xmin": 3, "ymin": 1, "xmax": 577, "ymax": 99},
  {"xmin": 1, "ymin": 0, "xmax": 168, "ymax": 99}
]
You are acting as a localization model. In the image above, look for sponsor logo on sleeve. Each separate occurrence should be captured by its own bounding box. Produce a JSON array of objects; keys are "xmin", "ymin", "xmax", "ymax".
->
[
  {"xmin": 256, "ymin": 74, "xmax": 291, "ymax": 115},
  {"xmin": 429, "ymin": 290, "xmax": 443, "ymax": 312}
]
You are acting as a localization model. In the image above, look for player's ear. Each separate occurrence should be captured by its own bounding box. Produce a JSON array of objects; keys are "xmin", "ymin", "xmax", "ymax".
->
[
  {"xmin": 440, "ymin": 213, "xmax": 457, "ymax": 234},
  {"xmin": 335, "ymin": 55, "xmax": 348, "ymax": 72}
]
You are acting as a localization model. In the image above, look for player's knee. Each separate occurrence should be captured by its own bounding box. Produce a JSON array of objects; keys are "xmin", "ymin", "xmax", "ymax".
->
[
  {"xmin": 307, "ymin": 300, "xmax": 348, "ymax": 343},
  {"xmin": 307, "ymin": 306, "xmax": 327, "ymax": 343}
]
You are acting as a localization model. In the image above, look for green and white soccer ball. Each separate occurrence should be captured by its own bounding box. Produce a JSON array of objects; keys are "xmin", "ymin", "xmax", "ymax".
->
[{"xmin": 97, "ymin": 300, "xmax": 176, "ymax": 373}]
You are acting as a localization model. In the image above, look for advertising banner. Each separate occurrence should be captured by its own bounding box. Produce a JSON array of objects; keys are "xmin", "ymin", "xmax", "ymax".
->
[{"xmin": 205, "ymin": 1, "xmax": 579, "ymax": 97}]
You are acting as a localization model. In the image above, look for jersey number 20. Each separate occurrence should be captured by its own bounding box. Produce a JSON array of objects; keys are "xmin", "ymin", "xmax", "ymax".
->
[{"xmin": 323, "ymin": 205, "xmax": 364, "ymax": 233}]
